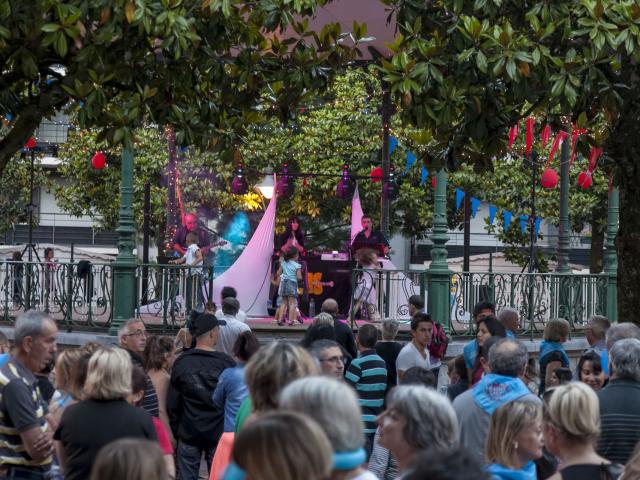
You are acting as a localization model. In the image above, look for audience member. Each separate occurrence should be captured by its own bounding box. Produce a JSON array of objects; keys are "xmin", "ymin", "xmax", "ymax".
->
[
  {"xmin": 453, "ymin": 338, "xmax": 540, "ymax": 464},
  {"xmin": 346, "ymin": 324, "xmax": 387, "ymax": 458},
  {"xmin": 281, "ymin": 376, "xmax": 377, "ymax": 480},
  {"xmin": 621, "ymin": 443, "xmax": 640, "ymax": 480},
  {"xmin": 402, "ymin": 366, "xmax": 436, "ymax": 388},
  {"xmin": 54, "ymin": 347, "xmax": 156, "ymax": 480},
  {"xmin": 606, "ymin": 323, "xmax": 640, "ymax": 350},
  {"xmin": 407, "ymin": 295, "xmax": 444, "ymax": 378},
  {"xmin": 49, "ymin": 348, "xmax": 84, "ymax": 431},
  {"xmin": 441, "ymin": 355, "xmax": 469, "ymax": 401},
  {"xmin": 485, "ymin": 400, "xmax": 543, "ymax": 479},
  {"xmin": 225, "ymin": 411, "xmax": 333, "ymax": 480},
  {"xmin": 239, "ymin": 341, "xmax": 317, "ymax": 432},
  {"xmin": 407, "ymin": 295, "xmax": 424, "ymax": 316},
  {"xmin": 144, "ymin": 335, "xmax": 175, "ymax": 443},
  {"xmin": 308, "ymin": 339, "xmax": 346, "ymax": 379},
  {"xmin": 375, "ymin": 319, "xmax": 403, "ymax": 390},
  {"xmin": 403, "ymin": 447, "xmax": 490, "ymax": 480},
  {"xmin": 548, "ymin": 367, "xmax": 573, "ymax": 388},
  {"xmin": 586, "ymin": 315, "xmax": 610, "ymax": 353},
  {"xmin": 321, "ymin": 298, "xmax": 357, "ymax": 359},
  {"xmin": 90, "ymin": 438, "xmax": 167, "ymax": 480},
  {"xmin": 539, "ymin": 318, "xmax": 570, "ymax": 394},
  {"xmin": 577, "ymin": 350, "xmax": 606, "ymax": 391},
  {"xmin": 118, "ymin": 319, "xmax": 159, "ymax": 417},
  {"xmin": 35, "ymin": 359, "xmax": 55, "ymax": 404},
  {"xmin": 396, "ymin": 313, "xmax": 432, "ymax": 383},
  {"xmin": 377, "ymin": 385, "xmax": 458, "ymax": 474},
  {"xmin": 300, "ymin": 314, "xmax": 338, "ymax": 349},
  {"xmin": 524, "ymin": 357, "xmax": 540, "ymax": 395},
  {"xmin": 217, "ymin": 286, "xmax": 247, "ymax": 322},
  {"xmin": 0, "ymin": 330, "xmax": 10, "ymax": 367},
  {"xmin": 597, "ymin": 338, "xmax": 640, "ymax": 464},
  {"xmin": 470, "ymin": 315, "xmax": 506, "ymax": 385},
  {"xmin": 130, "ymin": 365, "xmax": 175, "ymax": 478},
  {"xmin": 216, "ymin": 297, "xmax": 251, "ymax": 355},
  {"xmin": 166, "ymin": 313, "xmax": 234, "ymax": 480},
  {"xmin": 497, "ymin": 307, "xmax": 520, "ymax": 335},
  {"xmin": 0, "ymin": 311, "xmax": 58, "ymax": 477},
  {"xmin": 463, "ymin": 301, "xmax": 496, "ymax": 371},
  {"xmin": 544, "ymin": 382, "xmax": 623, "ymax": 479}
]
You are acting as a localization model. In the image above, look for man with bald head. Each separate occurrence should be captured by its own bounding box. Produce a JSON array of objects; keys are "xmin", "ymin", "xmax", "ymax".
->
[
  {"xmin": 172, "ymin": 213, "xmax": 211, "ymax": 257},
  {"xmin": 321, "ymin": 298, "xmax": 356, "ymax": 359}
]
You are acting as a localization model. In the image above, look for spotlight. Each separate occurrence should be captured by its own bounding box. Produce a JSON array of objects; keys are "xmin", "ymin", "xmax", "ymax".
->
[
  {"xmin": 277, "ymin": 163, "xmax": 294, "ymax": 198},
  {"xmin": 335, "ymin": 164, "xmax": 354, "ymax": 199},
  {"xmin": 383, "ymin": 165, "xmax": 399, "ymax": 200},
  {"xmin": 231, "ymin": 163, "xmax": 248, "ymax": 195},
  {"xmin": 257, "ymin": 167, "xmax": 275, "ymax": 199}
]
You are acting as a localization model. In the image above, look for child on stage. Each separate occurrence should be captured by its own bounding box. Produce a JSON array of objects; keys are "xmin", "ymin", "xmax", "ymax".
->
[{"xmin": 274, "ymin": 246, "xmax": 303, "ymax": 326}]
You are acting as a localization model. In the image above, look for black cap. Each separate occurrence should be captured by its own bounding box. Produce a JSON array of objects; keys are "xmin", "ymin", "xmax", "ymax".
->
[{"xmin": 193, "ymin": 313, "xmax": 226, "ymax": 337}]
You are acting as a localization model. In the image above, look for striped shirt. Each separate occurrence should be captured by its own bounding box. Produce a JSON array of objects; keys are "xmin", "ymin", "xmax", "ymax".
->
[
  {"xmin": 345, "ymin": 349, "xmax": 388, "ymax": 434},
  {"xmin": 0, "ymin": 358, "xmax": 51, "ymax": 469},
  {"xmin": 597, "ymin": 378, "xmax": 640, "ymax": 463}
]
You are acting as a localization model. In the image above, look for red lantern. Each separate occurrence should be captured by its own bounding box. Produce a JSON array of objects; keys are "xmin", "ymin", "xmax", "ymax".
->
[
  {"xmin": 370, "ymin": 167, "xmax": 383, "ymax": 183},
  {"xmin": 431, "ymin": 176, "xmax": 437, "ymax": 188},
  {"xmin": 578, "ymin": 171, "xmax": 592, "ymax": 189},
  {"xmin": 91, "ymin": 151, "xmax": 107, "ymax": 169},
  {"xmin": 540, "ymin": 168, "xmax": 558, "ymax": 189},
  {"xmin": 24, "ymin": 137, "xmax": 36, "ymax": 149}
]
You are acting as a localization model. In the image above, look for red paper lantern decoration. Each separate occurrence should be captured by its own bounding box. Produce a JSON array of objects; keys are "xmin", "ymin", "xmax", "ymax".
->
[
  {"xmin": 91, "ymin": 151, "xmax": 107, "ymax": 169},
  {"xmin": 540, "ymin": 168, "xmax": 558, "ymax": 189},
  {"xmin": 370, "ymin": 167, "xmax": 383, "ymax": 183},
  {"xmin": 431, "ymin": 176, "xmax": 437, "ymax": 188},
  {"xmin": 24, "ymin": 137, "xmax": 36, "ymax": 149},
  {"xmin": 578, "ymin": 171, "xmax": 592, "ymax": 189}
]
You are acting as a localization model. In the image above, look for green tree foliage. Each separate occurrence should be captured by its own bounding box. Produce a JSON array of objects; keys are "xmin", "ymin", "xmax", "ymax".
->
[
  {"xmin": 0, "ymin": 152, "xmax": 46, "ymax": 234},
  {"xmin": 0, "ymin": 0, "xmax": 362, "ymax": 173}
]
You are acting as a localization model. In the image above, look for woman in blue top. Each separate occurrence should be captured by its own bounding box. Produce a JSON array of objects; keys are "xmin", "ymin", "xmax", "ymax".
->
[
  {"xmin": 539, "ymin": 318, "xmax": 571, "ymax": 395},
  {"xmin": 486, "ymin": 400, "xmax": 543, "ymax": 480},
  {"xmin": 274, "ymin": 246, "xmax": 303, "ymax": 325}
]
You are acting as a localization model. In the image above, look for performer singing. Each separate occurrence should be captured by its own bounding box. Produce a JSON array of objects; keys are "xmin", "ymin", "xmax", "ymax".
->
[
  {"xmin": 277, "ymin": 216, "xmax": 305, "ymax": 255},
  {"xmin": 352, "ymin": 215, "xmax": 390, "ymax": 256},
  {"xmin": 172, "ymin": 213, "xmax": 212, "ymax": 257}
]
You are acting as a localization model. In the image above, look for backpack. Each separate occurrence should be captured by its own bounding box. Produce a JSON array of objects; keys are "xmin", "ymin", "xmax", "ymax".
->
[{"xmin": 428, "ymin": 323, "xmax": 449, "ymax": 360}]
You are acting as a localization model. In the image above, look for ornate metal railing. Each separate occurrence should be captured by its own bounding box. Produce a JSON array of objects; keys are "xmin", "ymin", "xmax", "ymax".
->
[
  {"xmin": 350, "ymin": 268, "xmax": 612, "ymax": 336},
  {"xmin": 0, "ymin": 260, "xmax": 613, "ymax": 336}
]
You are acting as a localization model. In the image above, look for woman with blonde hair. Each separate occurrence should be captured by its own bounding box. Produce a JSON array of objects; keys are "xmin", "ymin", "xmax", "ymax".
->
[
  {"xmin": 485, "ymin": 400, "xmax": 543, "ymax": 479},
  {"xmin": 539, "ymin": 318, "xmax": 570, "ymax": 394},
  {"xmin": 543, "ymin": 382, "xmax": 623, "ymax": 479},
  {"xmin": 223, "ymin": 411, "xmax": 332, "ymax": 480},
  {"xmin": 49, "ymin": 348, "xmax": 85, "ymax": 430},
  {"xmin": 235, "ymin": 341, "xmax": 317, "ymax": 431},
  {"xmin": 54, "ymin": 347, "xmax": 157, "ymax": 480}
]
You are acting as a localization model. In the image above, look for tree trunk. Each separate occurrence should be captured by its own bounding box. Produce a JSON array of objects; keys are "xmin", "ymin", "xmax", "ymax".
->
[{"xmin": 606, "ymin": 91, "xmax": 640, "ymax": 325}]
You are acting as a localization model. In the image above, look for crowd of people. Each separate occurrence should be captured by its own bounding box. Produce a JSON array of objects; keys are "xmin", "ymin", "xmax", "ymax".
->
[{"xmin": 3, "ymin": 294, "xmax": 640, "ymax": 480}]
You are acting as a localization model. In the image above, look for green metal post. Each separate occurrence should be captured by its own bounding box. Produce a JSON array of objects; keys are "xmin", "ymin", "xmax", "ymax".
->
[
  {"xmin": 604, "ymin": 185, "xmax": 618, "ymax": 322},
  {"xmin": 427, "ymin": 169, "xmax": 452, "ymax": 332},
  {"xmin": 109, "ymin": 148, "xmax": 138, "ymax": 336},
  {"xmin": 557, "ymin": 129, "xmax": 571, "ymax": 273}
]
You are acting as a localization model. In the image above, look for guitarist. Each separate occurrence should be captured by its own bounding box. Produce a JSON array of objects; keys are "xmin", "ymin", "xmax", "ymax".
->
[{"xmin": 172, "ymin": 213, "xmax": 226, "ymax": 270}]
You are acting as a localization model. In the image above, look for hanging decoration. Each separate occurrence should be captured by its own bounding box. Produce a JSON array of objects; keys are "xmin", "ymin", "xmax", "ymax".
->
[
  {"xmin": 578, "ymin": 171, "xmax": 593, "ymax": 189},
  {"xmin": 503, "ymin": 211, "xmax": 513, "ymax": 231},
  {"xmin": 405, "ymin": 152, "xmax": 417, "ymax": 173},
  {"xmin": 540, "ymin": 124, "xmax": 552, "ymax": 150},
  {"xmin": 540, "ymin": 168, "xmax": 558, "ymax": 189},
  {"xmin": 370, "ymin": 166, "xmax": 383, "ymax": 183},
  {"xmin": 455, "ymin": 188, "xmax": 465, "ymax": 210},
  {"xmin": 421, "ymin": 166, "xmax": 428, "ymax": 186},
  {"xmin": 534, "ymin": 217, "xmax": 542, "ymax": 238},
  {"xmin": 91, "ymin": 151, "xmax": 106, "ymax": 169},
  {"xmin": 525, "ymin": 117, "xmax": 535, "ymax": 157},
  {"xmin": 431, "ymin": 175, "xmax": 436, "ymax": 189},
  {"xmin": 588, "ymin": 146, "xmax": 603, "ymax": 172},
  {"xmin": 508, "ymin": 124, "xmax": 519, "ymax": 150},
  {"xmin": 470, "ymin": 197, "xmax": 481, "ymax": 218},
  {"xmin": 489, "ymin": 205, "xmax": 498, "ymax": 225},
  {"xmin": 24, "ymin": 137, "xmax": 37, "ymax": 149},
  {"xmin": 546, "ymin": 131, "xmax": 568, "ymax": 167},
  {"xmin": 389, "ymin": 136, "xmax": 398, "ymax": 155}
]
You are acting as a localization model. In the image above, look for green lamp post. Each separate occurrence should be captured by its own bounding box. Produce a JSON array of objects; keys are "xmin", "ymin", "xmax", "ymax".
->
[
  {"xmin": 109, "ymin": 148, "xmax": 138, "ymax": 336},
  {"xmin": 427, "ymin": 168, "xmax": 452, "ymax": 332},
  {"xmin": 604, "ymin": 183, "xmax": 619, "ymax": 322}
]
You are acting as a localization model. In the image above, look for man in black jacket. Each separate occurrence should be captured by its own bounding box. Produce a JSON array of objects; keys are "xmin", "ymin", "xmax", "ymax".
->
[
  {"xmin": 321, "ymin": 298, "xmax": 357, "ymax": 359},
  {"xmin": 167, "ymin": 313, "xmax": 234, "ymax": 480}
]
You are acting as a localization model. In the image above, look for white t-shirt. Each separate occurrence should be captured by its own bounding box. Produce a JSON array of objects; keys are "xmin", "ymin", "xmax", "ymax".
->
[
  {"xmin": 396, "ymin": 341, "xmax": 431, "ymax": 378},
  {"xmin": 215, "ymin": 308, "xmax": 247, "ymax": 322},
  {"xmin": 351, "ymin": 471, "xmax": 378, "ymax": 480}
]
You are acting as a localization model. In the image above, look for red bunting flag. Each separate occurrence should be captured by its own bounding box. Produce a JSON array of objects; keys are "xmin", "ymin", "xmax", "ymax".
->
[
  {"xmin": 525, "ymin": 117, "xmax": 535, "ymax": 157},
  {"xmin": 545, "ymin": 131, "xmax": 568, "ymax": 168},
  {"xmin": 508, "ymin": 124, "xmax": 519, "ymax": 150},
  {"xmin": 541, "ymin": 124, "xmax": 552, "ymax": 150},
  {"xmin": 588, "ymin": 146, "xmax": 603, "ymax": 173}
]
